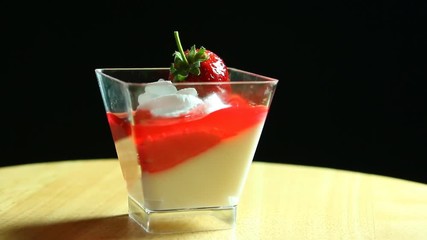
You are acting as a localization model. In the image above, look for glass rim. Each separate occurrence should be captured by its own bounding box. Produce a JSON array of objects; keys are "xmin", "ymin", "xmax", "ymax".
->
[{"xmin": 95, "ymin": 67, "xmax": 279, "ymax": 86}]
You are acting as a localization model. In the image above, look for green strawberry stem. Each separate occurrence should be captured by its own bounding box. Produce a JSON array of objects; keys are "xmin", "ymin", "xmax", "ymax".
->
[
  {"xmin": 170, "ymin": 31, "xmax": 209, "ymax": 81},
  {"xmin": 173, "ymin": 31, "xmax": 188, "ymax": 65}
]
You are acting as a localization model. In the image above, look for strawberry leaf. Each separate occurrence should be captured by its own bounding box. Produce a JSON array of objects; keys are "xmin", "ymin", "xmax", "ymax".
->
[{"xmin": 170, "ymin": 31, "xmax": 209, "ymax": 82}]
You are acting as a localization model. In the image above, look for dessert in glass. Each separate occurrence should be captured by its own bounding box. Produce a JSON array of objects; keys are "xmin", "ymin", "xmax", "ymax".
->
[{"xmin": 94, "ymin": 32, "xmax": 278, "ymax": 234}]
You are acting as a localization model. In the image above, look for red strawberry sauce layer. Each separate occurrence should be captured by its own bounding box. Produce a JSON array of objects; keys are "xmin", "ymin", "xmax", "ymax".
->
[{"xmin": 107, "ymin": 96, "xmax": 268, "ymax": 173}]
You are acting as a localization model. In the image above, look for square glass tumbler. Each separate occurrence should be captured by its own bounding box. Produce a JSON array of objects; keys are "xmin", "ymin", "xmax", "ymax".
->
[{"xmin": 95, "ymin": 67, "xmax": 278, "ymax": 234}]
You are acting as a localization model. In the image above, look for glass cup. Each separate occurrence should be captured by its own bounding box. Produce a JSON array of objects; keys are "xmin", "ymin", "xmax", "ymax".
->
[{"xmin": 95, "ymin": 67, "xmax": 278, "ymax": 234}]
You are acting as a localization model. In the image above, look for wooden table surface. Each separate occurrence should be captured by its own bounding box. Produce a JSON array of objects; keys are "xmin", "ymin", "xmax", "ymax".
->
[{"xmin": 1, "ymin": 159, "xmax": 426, "ymax": 240}]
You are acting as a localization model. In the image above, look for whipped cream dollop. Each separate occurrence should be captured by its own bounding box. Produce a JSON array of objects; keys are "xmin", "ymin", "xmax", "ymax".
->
[{"xmin": 137, "ymin": 80, "xmax": 229, "ymax": 117}]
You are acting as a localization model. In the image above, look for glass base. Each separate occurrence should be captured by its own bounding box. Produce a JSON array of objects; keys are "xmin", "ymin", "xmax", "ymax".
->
[{"xmin": 128, "ymin": 196, "xmax": 237, "ymax": 234}]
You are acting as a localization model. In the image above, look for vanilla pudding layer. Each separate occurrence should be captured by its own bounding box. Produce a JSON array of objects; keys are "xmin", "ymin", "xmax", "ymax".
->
[
  {"xmin": 114, "ymin": 137, "xmax": 144, "ymax": 202},
  {"xmin": 114, "ymin": 122, "xmax": 266, "ymax": 211},
  {"xmin": 141, "ymin": 122, "xmax": 266, "ymax": 210}
]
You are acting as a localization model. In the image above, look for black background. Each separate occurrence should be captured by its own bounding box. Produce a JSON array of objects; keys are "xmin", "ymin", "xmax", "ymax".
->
[{"xmin": 4, "ymin": 1, "xmax": 426, "ymax": 183}]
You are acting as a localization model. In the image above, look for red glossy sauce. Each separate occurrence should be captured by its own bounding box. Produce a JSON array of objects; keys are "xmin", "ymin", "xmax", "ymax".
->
[{"xmin": 106, "ymin": 95, "xmax": 268, "ymax": 173}]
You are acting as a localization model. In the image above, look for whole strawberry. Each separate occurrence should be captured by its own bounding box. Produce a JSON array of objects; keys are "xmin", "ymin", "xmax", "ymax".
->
[{"xmin": 169, "ymin": 31, "xmax": 230, "ymax": 95}]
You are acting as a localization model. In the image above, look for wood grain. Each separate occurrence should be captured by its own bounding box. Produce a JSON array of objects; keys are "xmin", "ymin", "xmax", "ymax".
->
[{"xmin": 1, "ymin": 159, "xmax": 426, "ymax": 240}]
